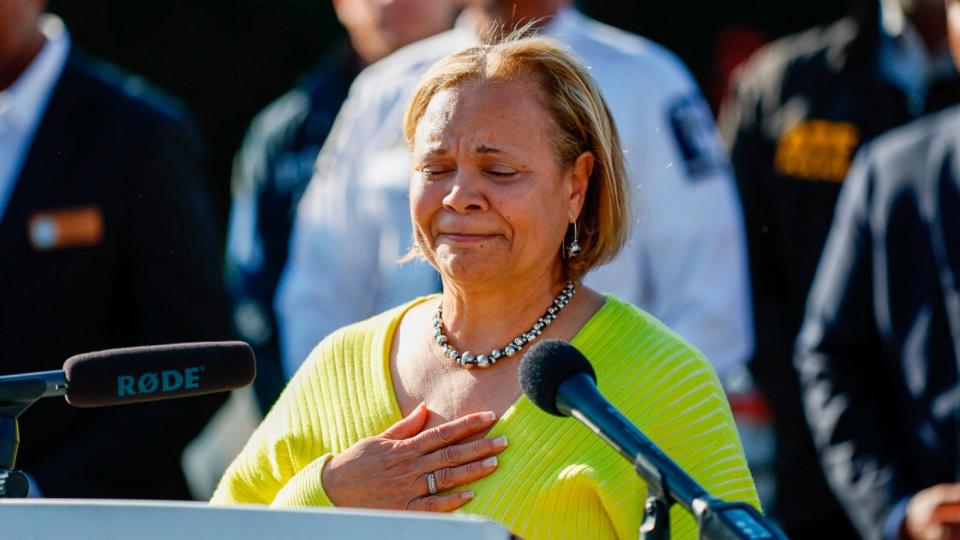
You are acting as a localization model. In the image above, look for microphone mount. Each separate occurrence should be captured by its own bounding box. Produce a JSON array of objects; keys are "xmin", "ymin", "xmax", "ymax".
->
[
  {"xmin": 0, "ymin": 341, "xmax": 254, "ymax": 498},
  {"xmin": 557, "ymin": 373, "xmax": 775, "ymax": 540},
  {"xmin": 0, "ymin": 370, "xmax": 65, "ymax": 498}
]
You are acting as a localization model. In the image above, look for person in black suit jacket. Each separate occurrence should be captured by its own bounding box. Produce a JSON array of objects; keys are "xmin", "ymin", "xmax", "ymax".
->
[
  {"xmin": 796, "ymin": 3, "xmax": 960, "ymax": 536},
  {"xmin": 718, "ymin": 1, "xmax": 960, "ymax": 535},
  {"xmin": 0, "ymin": 4, "xmax": 231, "ymax": 498}
]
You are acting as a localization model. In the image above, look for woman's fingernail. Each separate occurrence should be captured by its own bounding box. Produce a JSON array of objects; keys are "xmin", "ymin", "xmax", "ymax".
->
[
  {"xmin": 461, "ymin": 490, "xmax": 475, "ymax": 501},
  {"xmin": 492, "ymin": 436, "xmax": 509, "ymax": 449},
  {"xmin": 483, "ymin": 456, "xmax": 498, "ymax": 468},
  {"xmin": 481, "ymin": 411, "xmax": 496, "ymax": 422}
]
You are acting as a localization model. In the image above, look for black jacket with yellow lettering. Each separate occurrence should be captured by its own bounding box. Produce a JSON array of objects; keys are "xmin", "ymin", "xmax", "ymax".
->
[{"xmin": 718, "ymin": 6, "xmax": 960, "ymax": 536}]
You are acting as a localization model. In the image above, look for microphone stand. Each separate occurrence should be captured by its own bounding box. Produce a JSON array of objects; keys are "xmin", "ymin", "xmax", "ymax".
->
[
  {"xmin": 0, "ymin": 371, "xmax": 68, "ymax": 498},
  {"xmin": 557, "ymin": 374, "xmax": 785, "ymax": 540}
]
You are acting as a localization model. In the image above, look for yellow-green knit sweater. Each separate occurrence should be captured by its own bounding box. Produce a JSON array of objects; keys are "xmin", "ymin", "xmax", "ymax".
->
[{"xmin": 212, "ymin": 295, "xmax": 759, "ymax": 539}]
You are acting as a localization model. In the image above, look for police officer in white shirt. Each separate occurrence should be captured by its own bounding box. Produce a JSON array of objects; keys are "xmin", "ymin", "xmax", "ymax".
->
[{"xmin": 277, "ymin": 0, "xmax": 754, "ymax": 381}]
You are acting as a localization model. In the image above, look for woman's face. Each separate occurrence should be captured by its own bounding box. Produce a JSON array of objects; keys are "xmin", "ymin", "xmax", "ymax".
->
[{"xmin": 410, "ymin": 78, "xmax": 592, "ymax": 289}]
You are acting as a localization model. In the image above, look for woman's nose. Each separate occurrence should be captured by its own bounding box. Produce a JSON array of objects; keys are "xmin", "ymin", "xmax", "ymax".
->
[{"xmin": 442, "ymin": 171, "xmax": 488, "ymax": 213}]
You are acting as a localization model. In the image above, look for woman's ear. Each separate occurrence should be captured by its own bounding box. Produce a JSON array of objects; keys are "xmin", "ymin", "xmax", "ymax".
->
[{"xmin": 568, "ymin": 151, "xmax": 594, "ymax": 221}]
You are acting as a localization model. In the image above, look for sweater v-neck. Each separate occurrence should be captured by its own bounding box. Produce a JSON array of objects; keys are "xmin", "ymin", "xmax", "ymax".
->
[{"xmin": 371, "ymin": 294, "xmax": 615, "ymax": 440}]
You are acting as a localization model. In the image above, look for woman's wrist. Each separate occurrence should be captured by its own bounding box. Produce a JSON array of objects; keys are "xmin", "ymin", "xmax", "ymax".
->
[{"xmin": 320, "ymin": 452, "xmax": 341, "ymax": 506}]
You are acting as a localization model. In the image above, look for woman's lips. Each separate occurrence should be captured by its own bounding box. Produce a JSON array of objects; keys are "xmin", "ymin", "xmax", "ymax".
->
[{"xmin": 437, "ymin": 233, "xmax": 499, "ymax": 244}]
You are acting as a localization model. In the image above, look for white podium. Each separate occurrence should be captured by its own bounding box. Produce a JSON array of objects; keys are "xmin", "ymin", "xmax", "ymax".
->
[{"xmin": 0, "ymin": 499, "xmax": 512, "ymax": 539}]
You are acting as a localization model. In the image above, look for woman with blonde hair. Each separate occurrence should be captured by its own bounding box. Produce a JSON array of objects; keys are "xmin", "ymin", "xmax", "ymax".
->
[{"xmin": 213, "ymin": 35, "xmax": 759, "ymax": 539}]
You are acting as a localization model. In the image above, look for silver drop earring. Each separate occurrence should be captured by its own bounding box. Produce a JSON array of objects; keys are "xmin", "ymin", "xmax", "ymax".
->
[{"xmin": 566, "ymin": 221, "xmax": 581, "ymax": 258}]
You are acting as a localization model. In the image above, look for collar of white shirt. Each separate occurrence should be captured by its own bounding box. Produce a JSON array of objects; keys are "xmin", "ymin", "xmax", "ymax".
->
[
  {"xmin": 0, "ymin": 15, "xmax": 71, "ymax": 135},
  {"xmin": 452, "ymin": 5, "xmax": 581, "ymax": 43},
  {"xmin": 0, "ymin": 14, "xmax": 71, "ymax": 223}
]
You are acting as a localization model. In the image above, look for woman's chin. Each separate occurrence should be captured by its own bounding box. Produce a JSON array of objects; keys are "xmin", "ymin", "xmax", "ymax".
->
[{"xmin": 436, "ymin": 253, "xmax": 504, "ymax": 285}]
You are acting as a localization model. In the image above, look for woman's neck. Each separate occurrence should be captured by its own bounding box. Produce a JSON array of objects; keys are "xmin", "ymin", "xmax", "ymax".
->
[{"xmin": 438, "ymin": 265, "xmax": 568, "ymax": 355}]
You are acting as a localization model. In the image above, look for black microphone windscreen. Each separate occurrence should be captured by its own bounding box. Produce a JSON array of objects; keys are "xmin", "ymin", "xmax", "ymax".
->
[
  {"xmin": 63, "ymin": 341, "xmax": 256, "ymax": 407},
  {"xmin": 519, "ymin": 339, "xmax": 596, "ymax": 417}
]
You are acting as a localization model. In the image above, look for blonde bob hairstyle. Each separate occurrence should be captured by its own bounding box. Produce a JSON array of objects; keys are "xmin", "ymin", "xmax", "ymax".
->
[{"xmin": 402, "ymin": 34, "xmax": 631, "ymax": 281}]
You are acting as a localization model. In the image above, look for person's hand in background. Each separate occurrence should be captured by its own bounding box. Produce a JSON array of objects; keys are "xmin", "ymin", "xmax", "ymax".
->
[{"xmin": 904, "ymin": 484, "xmax": 960, "ymax": 540}]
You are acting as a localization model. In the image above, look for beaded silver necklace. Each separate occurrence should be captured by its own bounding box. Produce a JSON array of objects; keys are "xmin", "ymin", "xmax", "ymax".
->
[{"xmin": 432, "ymin": 281, "xmax": 577, "ymax": 368}]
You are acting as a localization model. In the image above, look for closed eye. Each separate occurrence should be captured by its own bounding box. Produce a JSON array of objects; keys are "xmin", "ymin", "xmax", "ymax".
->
[
  {"xmin": 487, "ymin": 168, "xmax": 518, "ymax": 178},
  {"xmin": 420, "ymin": 167, "xmax": 454, "ymax": 177}
]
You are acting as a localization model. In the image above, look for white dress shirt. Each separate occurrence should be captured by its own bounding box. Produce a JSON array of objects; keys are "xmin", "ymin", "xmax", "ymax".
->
[
  {"xmin": 277, "ymin": 7, "xmax": 754, "ymax": 379},
  {"xmin": 0, "ymin": 16, "xmax": 70, "ymax": 223}
]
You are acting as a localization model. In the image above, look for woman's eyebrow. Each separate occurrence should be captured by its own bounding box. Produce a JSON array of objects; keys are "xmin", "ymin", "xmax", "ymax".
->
[
  {"xmin": 419, "ymin": 145, "xmax": 449, "ymax": 157},
  {"xmin": 418, "ymin": 145, "xmax": 506, "ymax": 158}
]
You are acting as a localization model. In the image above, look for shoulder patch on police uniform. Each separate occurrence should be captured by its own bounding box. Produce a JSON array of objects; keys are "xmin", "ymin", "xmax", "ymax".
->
[{"xmin": 667, "ymin": 93, "xmax": 727, "ymax": 179}]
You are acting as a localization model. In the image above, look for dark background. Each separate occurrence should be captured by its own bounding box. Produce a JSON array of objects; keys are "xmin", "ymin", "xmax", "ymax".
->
[{"xmin": 45, "ymin": 0, "xmax": 855, "ymax": 229}]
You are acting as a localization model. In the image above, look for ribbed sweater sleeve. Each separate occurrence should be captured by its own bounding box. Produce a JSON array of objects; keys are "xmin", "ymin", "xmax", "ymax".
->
[{"xmin": 210, "ymin": 303, "xmax": 406, "ymax": 506}]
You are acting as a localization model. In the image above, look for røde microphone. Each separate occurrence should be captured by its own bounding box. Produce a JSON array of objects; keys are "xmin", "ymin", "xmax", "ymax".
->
[
  {"xmin": 63, "ymin": 341, "xmax": 256, "ymax": 407},
  {"xmin": 519, "ymin": 340, "xmax": 785, "ymax": 540},
  {"xmin": 0, "ymin": 342, "xmax": 256, "ymax": 408}
]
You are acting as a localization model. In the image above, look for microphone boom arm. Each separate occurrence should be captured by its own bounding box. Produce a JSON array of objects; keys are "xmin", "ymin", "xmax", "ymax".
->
[
  {"xmin": 0, "ymin": 371, "xmax": 65, "ymax": 498},
  {"xmin": 0, "ymin": 370, "xmax": 67, "ymax": 400}
]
